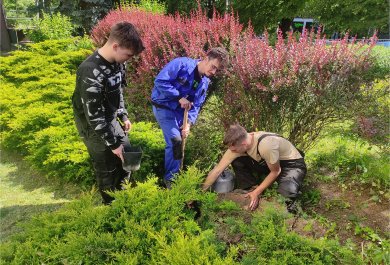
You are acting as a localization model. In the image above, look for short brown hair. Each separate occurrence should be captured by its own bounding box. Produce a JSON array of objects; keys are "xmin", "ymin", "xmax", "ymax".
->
[
  {"xmin": 223, "ymin": 124, "xmax": 248, "ymax": 146},
  {"xmin": 207, "ymin": 47, "xmax": 229, "ymax": 68},
  {"xmin": 108, "ymin": 22, "xmax": 145, "ymax": 55}
]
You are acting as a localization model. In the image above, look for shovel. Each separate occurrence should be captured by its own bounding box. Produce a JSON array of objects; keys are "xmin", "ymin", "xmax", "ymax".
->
[{"xmin": 180, "ymin": 108, "xmax": 189, "ymax": 171}]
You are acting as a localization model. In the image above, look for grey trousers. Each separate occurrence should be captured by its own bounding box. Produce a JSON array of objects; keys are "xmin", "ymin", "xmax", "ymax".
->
[{"xmin": 231, "ymin": 156, "xmax": 307, "ymax": 199}]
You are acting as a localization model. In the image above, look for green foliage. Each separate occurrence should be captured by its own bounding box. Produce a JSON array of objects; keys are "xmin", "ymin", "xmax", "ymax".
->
[
  {"xmin": 230, "ymin": 0, "xmax": 306, "ymax": 34},
  {"xmin": 0, "ymin": 167, "xmax": 367, "ymax": 264},
  {"xmin": 118, "ymin": 0, "xmax": 166, "ymax": 14},
  {"xmin": 186, "ymin": 94, "xmax": 225, "ymax": 170},
  {"xmin": 325, "ymin": 198, "xmax": 350, "ymax": 210},
  {"xmin": 353, "ymin": 223, "xmax": 390, "ymax": 264},
  {"xmin": 216, "ymin": 200, "xmax": 241, "ymax": 212},
  {"xmin": 238, "ymin": 203, "xmax": 362, "ymax": 265},
  {"xmin": 57, "ymin": 0, "xmax": 166, "ymax": 34},
  {"xmin": 363, "ymin": 239, "xmax": 390, "ymax": 265},
  {"xmin": 128, "ymin": 122, "xmax": 165, "ymax": 181},
  {"xmin": 3, "ymin": 0, "xmax": 34, "ymax": 11},
  {"xmin": 162, "ymin": 0, "xmax": 203, "ymax": 16},
  {"xmin": 370, "ymin": 46, "xmax": 390, "ymax": 80},
  {"xmin": 0, "ymin": 38, "xmax": 94, "ymax": 184},
  {"xmin": 301, "ymin": 189, "xmax": 322, "ymax": 206},
  {"xmin": 352, "ymin": 79, "xmax": 389, "ymax": 150},
  {"xmin": 302, "ymin": 0, "xmax": 389, "ymax": 37},
  {"xmin": 25, "ymin": 12, "xmax": 74, "ymax": 42},
  {"xmin": 54, "ymin": 0, "xmax": 114, "ymax": 33},
  {"xmin": 3, "ymin": 0, "xmax": 36, "ymax": 27},
  {"xmin": 0, "ymin": 167, "xmax": 236, "ymax": 264},
  {"xmin": 306, "ymin": 122, "xmax": 390, "ymax": 193}
]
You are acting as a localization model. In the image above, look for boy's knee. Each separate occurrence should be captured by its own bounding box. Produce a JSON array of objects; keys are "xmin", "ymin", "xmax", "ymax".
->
[
  {"xmin": 277, "ymin": 181, "xmax": 301, "ymax": 198},
  {"xmin": 277, "ymin": 167, "xmax": 305, "ymax": 198},
  {"xmin": 171, "ymin": 136, "xmax": 183, "ymax": 160}
]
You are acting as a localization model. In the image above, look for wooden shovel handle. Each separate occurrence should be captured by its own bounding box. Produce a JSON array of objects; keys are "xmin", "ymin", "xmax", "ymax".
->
[{"xmin": 180, "ymin": 108, "xmax": 189, "ymax": 171}]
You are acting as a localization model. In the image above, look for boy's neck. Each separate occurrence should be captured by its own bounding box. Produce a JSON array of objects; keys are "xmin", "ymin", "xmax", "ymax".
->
[{"xmin": 98, "ymin": 45, "xmax": 115, "ymax": 63}]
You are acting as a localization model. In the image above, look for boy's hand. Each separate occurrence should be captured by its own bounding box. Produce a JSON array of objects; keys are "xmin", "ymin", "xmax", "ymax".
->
[
  {"xmin": 112, "ymin": 144, "xmax": 124, "ymax": 163},
  {"xmin": 123, "ymin": 120, "xmax": 131, "ymax": 133},
  {"xmin": 244, "ymin": 190, "xmax": 261, "ymax": 211},
  {"xmin": 179, "ymin": 97, "xmax": 193, "ymax": 109}
]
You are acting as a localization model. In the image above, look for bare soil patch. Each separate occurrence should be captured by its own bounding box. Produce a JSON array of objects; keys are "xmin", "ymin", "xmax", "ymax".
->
[
  {"xmin": 214, "ymin": 182, "xmax": 389, "ymax": 247},
  {"xmin": 215, "ymin": 190, "xmax": 328, "ymax": 243},
  {"xmin": 307, "ymin": 181, "xmax": 389, "ymax": 244}
]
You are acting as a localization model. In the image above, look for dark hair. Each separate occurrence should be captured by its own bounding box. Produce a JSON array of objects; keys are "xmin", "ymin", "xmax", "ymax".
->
[
  {"xmin": 207, "ymin": 47, "xmax": 229, "ymax": 68},
  {"xmin": 108, "ymin": 22, "xmax": 145, "ymax": 55},
  {"xmin": 223, "ymin": 124, "xmax": 247, "ymax": 146}
]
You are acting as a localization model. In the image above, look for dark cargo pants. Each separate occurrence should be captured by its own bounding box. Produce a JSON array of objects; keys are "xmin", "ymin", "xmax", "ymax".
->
[
  {"xmin": 232, "ymin": 156, "xmax": 307, "ymax": 199},
  {"xmin": 75, "ymin": 116, "xmax": 130, "ymax": 204}
]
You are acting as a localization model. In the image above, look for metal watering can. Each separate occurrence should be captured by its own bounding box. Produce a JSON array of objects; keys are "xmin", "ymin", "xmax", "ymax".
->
[{"xmin": 212, "ymin": 169, "xmax": 235, "ymax": 193}]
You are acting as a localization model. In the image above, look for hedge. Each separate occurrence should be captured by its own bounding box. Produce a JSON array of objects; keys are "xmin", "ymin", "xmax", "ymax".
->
[{"xmin": 0, "ymin": 39, "xmax": 165, "ymax": 185}]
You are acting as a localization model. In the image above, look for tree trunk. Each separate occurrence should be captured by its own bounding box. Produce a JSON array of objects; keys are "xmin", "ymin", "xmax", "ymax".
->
[
  {"xmin": 279, "ymin": 18, "xmax": 292, "ymax": 38},
  {"xmin": 0, "ymin": 0, "xmax": 11, "ymax": 52},
  {"xmin": 207, "ymin": 0, "xmax": 214, "ymax": 18}
]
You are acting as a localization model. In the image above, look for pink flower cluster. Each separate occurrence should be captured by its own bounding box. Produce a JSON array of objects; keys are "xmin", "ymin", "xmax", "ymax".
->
[
  {"xmin": 91, "ymin": 7, "xmax": 377, "ymax": 138},
  {"xmin": 231, "ymin": 28, "xmax": 375, "ymax": 94},
  {"xmin": 91, "ymin": 7, "xmax": 243, "ymax": 87},
  {"xmin": 92, "ymin": 7, "xmax": 375, "ymax": 98}
]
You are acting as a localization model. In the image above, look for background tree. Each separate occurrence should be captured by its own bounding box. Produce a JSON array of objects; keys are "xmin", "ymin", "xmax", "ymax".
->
[
  {"xmin": 230, "ymin": 0, "xmax": 307, "ymax": 35},
  {"xmin": 55, "ymin": 0, "xmax": 120, "ymax": 34},
  {"xmin": 161, "ymin": 0, "xmax": 224, "ymax": 18},
  {"xmin": 302, "ymin": 0, "xmax": 389, "ymax": 38}
]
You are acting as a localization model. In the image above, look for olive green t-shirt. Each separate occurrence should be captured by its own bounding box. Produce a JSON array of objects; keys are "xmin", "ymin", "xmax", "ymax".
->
[{"xmin": 223, "ymin": 131, "xmax": 302, "ymax": 165}]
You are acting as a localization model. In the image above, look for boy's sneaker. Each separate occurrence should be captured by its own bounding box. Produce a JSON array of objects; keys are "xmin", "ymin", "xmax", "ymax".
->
[{"xmin": 163, "ymin": 179, "xmax": 174, "ymax": 189}]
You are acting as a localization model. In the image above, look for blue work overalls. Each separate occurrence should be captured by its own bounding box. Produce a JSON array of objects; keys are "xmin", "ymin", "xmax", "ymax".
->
[{"xmin": 151, "ymin": 57, "xmax": 210, "ymax": 181}]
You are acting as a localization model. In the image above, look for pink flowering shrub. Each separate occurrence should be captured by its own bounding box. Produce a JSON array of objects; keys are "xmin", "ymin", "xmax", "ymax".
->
[
  {"xmin": 91, "ymin": 7, "xmax": 242, "ymax": 120},
  {"xmin": 222, "ymin": 29, "xmax": 376, "ymax": 149},
  {"xmin": 92, "ymin": 7, "xmax": 376, "ymax": 149}
]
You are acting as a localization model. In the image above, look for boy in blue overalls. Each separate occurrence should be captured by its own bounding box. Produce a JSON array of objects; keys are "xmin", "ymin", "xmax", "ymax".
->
[{"xmin": 151, "ymin": 48, "xmax": 228, "ymax": 188}]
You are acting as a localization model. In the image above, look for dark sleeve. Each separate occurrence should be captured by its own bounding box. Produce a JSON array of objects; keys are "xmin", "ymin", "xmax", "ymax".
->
[
  {"xmin": 117, "ymin": 63, "xmax": 129, "ymax": 122},
  {"xmin": 78, "ymin": 63, "xmax": 121, "ymax": 150}
]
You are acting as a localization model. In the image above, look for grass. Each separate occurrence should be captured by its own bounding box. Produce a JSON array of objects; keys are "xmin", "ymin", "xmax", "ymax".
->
[
  {"xmin": 305, "ymin": 121, "xmax": 390, "ymax": 196},
  {"xmin": 0, "ymin": 150, "xmax": 89, "ymax": 242}
]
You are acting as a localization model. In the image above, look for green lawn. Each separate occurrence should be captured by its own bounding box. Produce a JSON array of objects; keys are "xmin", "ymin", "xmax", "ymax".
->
[{"xmin": 0, "ymin": 150, "xmax": 87, "ymax": 242}]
